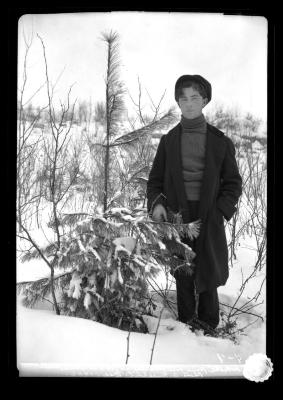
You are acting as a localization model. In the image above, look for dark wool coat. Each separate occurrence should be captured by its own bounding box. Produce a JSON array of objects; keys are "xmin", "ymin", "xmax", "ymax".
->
[{"xmin": 146, "ymin": 122, "xmax": 242, "ymax": 293}]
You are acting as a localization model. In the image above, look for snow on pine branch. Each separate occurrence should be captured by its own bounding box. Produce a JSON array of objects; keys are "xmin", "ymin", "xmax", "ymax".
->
[
  {"xmin": 20, "ymin": 208, "xmax": 201, "ymax": 265},
  {"xmin": 17, "ymin": 271, "xmax": 73, "ymax": 308}
]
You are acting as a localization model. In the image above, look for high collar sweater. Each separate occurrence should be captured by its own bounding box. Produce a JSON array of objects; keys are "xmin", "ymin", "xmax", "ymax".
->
[{"xmin": 180, "ymin": 114, "xmax": 207, "ymax": 201}]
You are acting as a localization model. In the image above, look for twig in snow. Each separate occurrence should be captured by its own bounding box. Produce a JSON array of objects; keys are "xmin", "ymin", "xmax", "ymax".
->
[
  {"xmin": 219, "ymin": 301, "xmax": 264, "ymax": 322},
  {"xmin": 125, "ymin": 326, "xmax": 131, "ymax": 365},
  {"xmin": 146, "ymin": 277, "xmax": 178, "ymax": 319},
  {"xmin": 149, "ymin": 307, "xmax": 164, "ymax": 365},
  {"xmin": 125, "ymin": 295, "xmax": 139, "ymax": 365},
  {"xmin": 229, "ymin": 317, "xmax": 261, "ymax": 336}
]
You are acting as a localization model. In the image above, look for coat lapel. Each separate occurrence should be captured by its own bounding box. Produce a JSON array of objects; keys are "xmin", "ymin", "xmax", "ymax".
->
[
  {"xmin": 198, "ymin": 124, "xmax": 226, "ymax": 221},
  {"xmin": 168, "ymin": 124, "xmax": 188, "ymax": 214}
]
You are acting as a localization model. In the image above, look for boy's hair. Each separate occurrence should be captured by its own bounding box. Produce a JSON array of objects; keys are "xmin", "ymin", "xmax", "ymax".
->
[
  {"xmin": 176, "ymin": 80, "xmax": 207, "ymax": 101},
  {"xmin": 175, "ymin": 74, "xmax": 212, "ymax": 104}
]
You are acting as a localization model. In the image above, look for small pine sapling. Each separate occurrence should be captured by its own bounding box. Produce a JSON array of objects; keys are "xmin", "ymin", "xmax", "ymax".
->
[{"xmin": 18, "ymin": 207, "xmax": 201, "ymax": 332}]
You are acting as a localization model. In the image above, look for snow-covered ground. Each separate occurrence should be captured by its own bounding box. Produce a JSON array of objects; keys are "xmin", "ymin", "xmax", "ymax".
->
[{"xmin": 16, "ymin": 233, "xmax": 266, "ymax": 378}]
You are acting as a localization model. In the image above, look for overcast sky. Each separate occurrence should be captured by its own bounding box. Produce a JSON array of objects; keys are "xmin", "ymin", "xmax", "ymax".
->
[{"xmin": 18, "ymin": 12, "xmax": 267, "ymax": 122}]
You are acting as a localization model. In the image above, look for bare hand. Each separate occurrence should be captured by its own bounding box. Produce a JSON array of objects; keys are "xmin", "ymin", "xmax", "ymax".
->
[{"xmin": 152, "ymin": 204, "xmax": 167, "ymax": 222}]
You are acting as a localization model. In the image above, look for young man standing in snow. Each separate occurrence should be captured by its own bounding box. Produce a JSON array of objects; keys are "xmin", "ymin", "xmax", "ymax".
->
[{"xmin": 146, "ymin": 75, "xmax": 242, "ymax": 333}]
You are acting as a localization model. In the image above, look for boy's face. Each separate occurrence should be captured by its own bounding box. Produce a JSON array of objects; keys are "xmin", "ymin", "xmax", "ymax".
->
[{"xmin": 178, "ymin": 87, "xmax": 208, "ymax": 119}]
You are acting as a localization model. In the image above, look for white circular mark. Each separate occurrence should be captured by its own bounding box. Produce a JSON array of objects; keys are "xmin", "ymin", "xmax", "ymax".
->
[{"xmin": 243, "ymin": 353, "xmax": 273, "ymax": 382}]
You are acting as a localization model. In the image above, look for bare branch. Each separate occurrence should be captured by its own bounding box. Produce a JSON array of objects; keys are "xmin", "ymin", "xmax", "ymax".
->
[{"xmin": 149, "ymin": 307, "xmax": 164, "ymax": 365}]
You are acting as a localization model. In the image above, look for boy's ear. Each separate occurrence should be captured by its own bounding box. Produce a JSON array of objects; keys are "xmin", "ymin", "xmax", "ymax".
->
[{"xmin": 202, "ymin": 98, "xmax": 208, "ymax": 107}]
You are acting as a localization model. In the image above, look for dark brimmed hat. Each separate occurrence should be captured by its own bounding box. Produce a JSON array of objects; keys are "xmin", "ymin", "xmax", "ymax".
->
[{"xmin": 175, "ymin": 74, "xmax": 212, "ymax": 103}]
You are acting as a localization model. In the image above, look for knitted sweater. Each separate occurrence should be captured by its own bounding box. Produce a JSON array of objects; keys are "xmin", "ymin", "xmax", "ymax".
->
[{"xmin": 180, "ymin": 114, "xmax": 207, "ymax": 201}]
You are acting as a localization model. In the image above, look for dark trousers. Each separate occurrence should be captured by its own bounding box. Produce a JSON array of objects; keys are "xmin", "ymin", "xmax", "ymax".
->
[{"xmin": 174, "ymin": 201, "xmax": 219, "ymax": 329}]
